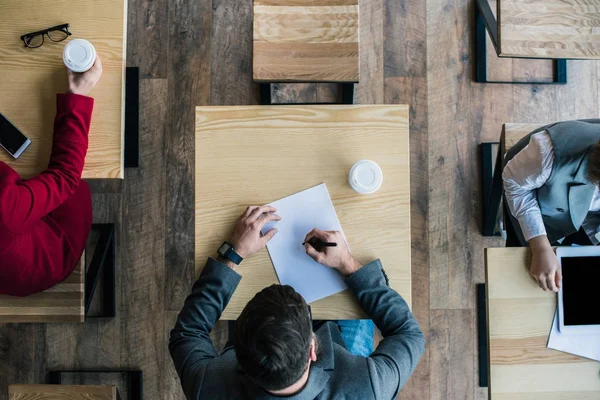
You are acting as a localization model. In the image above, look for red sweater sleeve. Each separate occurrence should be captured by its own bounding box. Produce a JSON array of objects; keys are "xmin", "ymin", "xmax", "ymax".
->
[{"xmin": 0, "ymin": 93, "xmax": 94, "ymax": 233}]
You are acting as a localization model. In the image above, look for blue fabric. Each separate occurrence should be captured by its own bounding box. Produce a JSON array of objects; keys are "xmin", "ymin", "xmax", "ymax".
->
[{"xmin": 336, "ymin": 320, "xmax": 375, "ymax": 357}]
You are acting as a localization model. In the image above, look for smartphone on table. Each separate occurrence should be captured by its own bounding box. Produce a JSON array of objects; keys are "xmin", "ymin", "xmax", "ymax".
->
[{"xmin": 0, "ymin": 112, "xmax": 31, "ymax": 159}]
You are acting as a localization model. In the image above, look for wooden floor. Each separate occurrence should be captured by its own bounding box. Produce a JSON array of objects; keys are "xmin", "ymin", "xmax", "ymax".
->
[{"xmin": 1, "ymin": 0, "xmax": 599, "ymax": 399}]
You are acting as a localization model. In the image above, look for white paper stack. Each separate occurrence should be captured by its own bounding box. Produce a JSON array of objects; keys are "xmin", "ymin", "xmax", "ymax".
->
[{"xmin": 547, "ymin": 310, "xmax": 600, "ymax": 362}]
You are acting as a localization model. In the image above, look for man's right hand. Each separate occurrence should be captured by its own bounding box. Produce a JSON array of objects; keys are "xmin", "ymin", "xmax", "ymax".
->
[
  {"xmin": 529, "ymin": 235, "xmax": 562, "ymax": 292},
  {"xmin": 304, "ymin": 228, "xmax": 362, "ymax": 277},
  {"xmin": 67, "ymin": 57, "xmax": 103, "ymax": 96}
]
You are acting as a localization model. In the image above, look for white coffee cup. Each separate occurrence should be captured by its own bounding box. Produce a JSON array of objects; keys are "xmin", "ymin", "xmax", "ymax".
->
[
  {"xmin": 63, "ymin": 39, "xmax": 96, "ymax": 73},
  {"xmin": 348, "ymin": 160, "xmax": 383, "ymax": 194}
]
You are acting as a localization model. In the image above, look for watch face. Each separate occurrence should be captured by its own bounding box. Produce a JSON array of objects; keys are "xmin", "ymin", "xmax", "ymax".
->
[{"xmin": 218, "ymin": 243, "xmax": 231, "ymax": 256}]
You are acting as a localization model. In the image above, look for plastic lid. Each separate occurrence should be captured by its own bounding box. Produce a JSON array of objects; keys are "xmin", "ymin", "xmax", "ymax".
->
[
  {"xmin": 348, "ymin": 160, "xmax": 383, "ymax": 194},
  {"xmin": 63, "ymin": 39, "xmax": 96, "ymax": 73}
]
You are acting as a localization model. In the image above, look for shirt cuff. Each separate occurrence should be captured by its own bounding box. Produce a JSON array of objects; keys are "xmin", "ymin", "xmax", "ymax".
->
[{"xmin": 517, "ymin": 210, "xmax": 547, "ymax": 241}]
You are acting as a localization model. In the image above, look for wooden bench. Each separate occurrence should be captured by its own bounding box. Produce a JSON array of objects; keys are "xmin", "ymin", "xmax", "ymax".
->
[
  {"xmin": 9, "ymin": 384, "xmax": 117, "ymax": 400},
  {"xmin": 481, "ymin": 123, "xmax": 545, "ymax": 236},
  {"xmin": 0, "ymin": 255, "xmax": 85, "ymax": 323},
  {"xmin": 484, "ymin": 248, "xmax": 600, "ymax": 399},
  {"xmin": 253, "ymin": 0, "xmax": 359, "ymax": 104}
]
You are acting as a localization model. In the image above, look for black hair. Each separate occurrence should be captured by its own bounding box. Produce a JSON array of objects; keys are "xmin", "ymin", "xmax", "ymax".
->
[{"xmin": 234, "ymin": 284, "xmax": 312, "ymax": 391}]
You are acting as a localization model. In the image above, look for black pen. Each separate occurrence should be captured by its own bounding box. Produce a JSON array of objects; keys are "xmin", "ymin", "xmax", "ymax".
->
[{"xmin": 303, "ymin": 237, "xmax": 337, "ymax": 251}]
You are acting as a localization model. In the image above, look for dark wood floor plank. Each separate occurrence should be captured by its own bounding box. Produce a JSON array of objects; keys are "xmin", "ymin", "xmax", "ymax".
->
[
  {"xmin": 0, "ymin": 324, "xmax": 45, "ymax": 400},
  {"xmin": 137, "ymin": 0, "xmax": 169, "ymax": 79},
  {"xmin": 384, "ymin": 0, "xmax": 426, "ymax": 78},
  {"xmin": 165, "ymin": 0, "xmax": 212, "ymax": 311},
  {"xmin": 387, "ymin": 77, "xmax": 430, "ymax": 400},
  {"xmin": 119, "ymin": 79, "xmax": 168, "ymax": 399},
  {"xmin": 164, "ymin": 311, "xmax": 186, "ymax": 400},
  {"xmin": 211, "ymin": 0, "xmax": 254, "ymax": 105},
  {"xmin": 427, "ymin": 0, "xmax": 475, "ymax": 310},
  {"xmin": 271, "ymin": 83, "xmax": 317, "ymax": 104},
  {"xmin": 430, "ymin": 310, "xmax": 474, "ymax": 400}
]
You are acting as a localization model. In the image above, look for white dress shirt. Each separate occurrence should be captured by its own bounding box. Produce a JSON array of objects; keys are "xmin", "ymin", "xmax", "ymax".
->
[{"xmin": 502, "ymin": 130, "xmax": 600, "ymax": 244}]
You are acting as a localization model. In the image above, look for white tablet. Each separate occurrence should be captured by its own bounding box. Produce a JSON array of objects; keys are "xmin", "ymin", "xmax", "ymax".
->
[{"xmin": 556, "ymin": 246, "xmax": 600, "ymax": 334}]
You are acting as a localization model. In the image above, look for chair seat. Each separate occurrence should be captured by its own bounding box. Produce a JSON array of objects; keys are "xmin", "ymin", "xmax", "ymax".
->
[
  {"xmin": 253, "ymin": 0, "xmax": 360, "ymax": 83},
  {"xmin": 502, "ymin": 123, "xmax": 545, "ymax": 153},
  {"xmin": 9, "ymin": 384, "xmax": 116, "ymax": 400},
  {"xmin": 0, "ymin": 254, "xmax": 85, "ymax": 323}
]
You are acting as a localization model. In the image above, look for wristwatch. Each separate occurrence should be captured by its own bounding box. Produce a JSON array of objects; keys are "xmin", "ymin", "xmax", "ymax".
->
[{"xmin": 217, "ymin": 242, "xmax": 243, "ymax": 265}]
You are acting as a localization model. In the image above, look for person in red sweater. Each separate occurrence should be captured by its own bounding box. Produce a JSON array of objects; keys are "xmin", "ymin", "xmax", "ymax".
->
[{"xmin": 0, "ymin": 58, "xmax": 103, "ymax": 296}]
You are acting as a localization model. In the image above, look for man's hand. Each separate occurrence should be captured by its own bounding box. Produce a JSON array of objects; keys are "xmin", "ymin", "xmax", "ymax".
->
[
  {"xmin": 304, "ymin": 228, "xmax": 362, "ymax": 277},
  {"xmin": 67, "ymin": 57, "xmax": 103, "ymax": 96},
  {"xmin": 228, "ymin": 206, "xmax": 281, "ymax": 259},
  {"xmin": 529, "ymin": 235, "xmax": 562, "ymax": 292}
]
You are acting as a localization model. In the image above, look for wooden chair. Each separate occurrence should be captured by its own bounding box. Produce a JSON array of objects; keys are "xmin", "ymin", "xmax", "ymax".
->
[
  {"xmin": 0, "ymin": 255, "xmax": 85, "ymax": 323},
  {"xmin": 9, "ymin": 384, "xmax": 117, "ymax": 400},
  {"xmin": 0, "ymin": 222, "xmax": 118, "ymax": 323},
  {"xmin": 474, "ymin": 0, "xmax": 574, "ymax": 84},
  {"xmin": 253, "ymin": 0, "xmax": 359, "ymax": 104},
  {"xmin": 481, "ymin": 123, "xmax": 544, "ymax": 236}
]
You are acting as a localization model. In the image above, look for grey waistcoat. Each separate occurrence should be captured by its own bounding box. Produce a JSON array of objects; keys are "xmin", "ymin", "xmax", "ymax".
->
[{"xmin": 504, "ymin": 119, "xmax": 600, "ymax": 245}]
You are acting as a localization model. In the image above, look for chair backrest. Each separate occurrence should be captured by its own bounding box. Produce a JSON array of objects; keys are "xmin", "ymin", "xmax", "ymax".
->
[
  {"xmin": 0, "ymin": 254, "xmax": 85, "ymax": 323},
  {"xmin": 9, "ymin": 384, "xmax": 116, "ymax": 400},
  {"xmin": 252, "ymin": 0, "xmax": 360, "ymax": 83},
  {"xmin": 502, "ymin": 123, "xmax": 545, "ymax": 153}
]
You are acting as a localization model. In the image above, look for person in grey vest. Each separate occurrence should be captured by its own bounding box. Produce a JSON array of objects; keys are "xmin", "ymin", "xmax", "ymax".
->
[
  {"xmin": 503, "ymin": 120, "xmax": 600, "ymax": 292},
  {"xmin": 169, "ymin": 206, "xmax": 425, "ymax": 399}
]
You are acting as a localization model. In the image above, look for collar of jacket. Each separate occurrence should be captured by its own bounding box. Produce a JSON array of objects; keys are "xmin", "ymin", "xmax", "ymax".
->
[{"xmin": 240, "ymin": 321, "xmax": 340, "ymax": 399}]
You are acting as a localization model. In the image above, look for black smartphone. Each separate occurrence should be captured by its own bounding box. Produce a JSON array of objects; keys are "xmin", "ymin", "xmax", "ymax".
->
[{"xmin": 0, "ymin": 112, "xmax": 31, "ymax": 159}]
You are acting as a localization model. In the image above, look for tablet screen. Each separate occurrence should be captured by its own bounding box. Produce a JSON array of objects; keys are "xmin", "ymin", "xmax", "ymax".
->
[{"xmin": 561, "ymin": 256, "xmax": 600, "ymax": 326}]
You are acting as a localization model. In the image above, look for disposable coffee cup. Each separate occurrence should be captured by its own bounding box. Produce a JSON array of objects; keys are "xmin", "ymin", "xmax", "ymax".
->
[
  {"xmin": 63, "ymin": 39, "xmax": 96, "ymax": 73},
  {"xmin": 348, "ymin": 160, "xmax": 383, "ymax": 194}
]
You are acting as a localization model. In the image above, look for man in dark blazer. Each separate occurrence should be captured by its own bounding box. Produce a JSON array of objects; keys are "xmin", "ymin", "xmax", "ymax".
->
[{"xmin": 169, "ymin": 206, "xmax": 425, "ymax": 399}]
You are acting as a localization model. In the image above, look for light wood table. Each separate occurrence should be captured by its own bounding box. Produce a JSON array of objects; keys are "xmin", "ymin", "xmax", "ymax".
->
[
  {"xmin": 195, "ymin": 105, "xmax": 410, "ymax": 319},
  {"xmin": 0, "ymin": 254, "xmax": 84, "ymax": 323},
  {"xmin": 485, "ymin": 247, "xmax": 600, "ymax": 399},
  {"xmin": 9, "ymin": 384, "xmax": 117, "ymax": 400},
  {"xmin": 253, "ymin": 0, "xmax": 359, "ymax": 82},
  {"xmin": 0, "ymin": 0, "xmax": 127, "ymax": 179}
]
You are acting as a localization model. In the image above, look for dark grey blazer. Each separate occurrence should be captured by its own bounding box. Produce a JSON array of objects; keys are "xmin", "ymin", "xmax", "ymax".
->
[{"xmin": 169, "ymin": 258, "xmax": 426, "ymax": 400}]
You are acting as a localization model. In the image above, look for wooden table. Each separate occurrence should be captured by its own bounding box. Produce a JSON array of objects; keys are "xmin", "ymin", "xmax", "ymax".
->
[
  {"xmin": 485, "ymin": 247, "xmax": 600, "ymax": 399},
  {"xmin": 253, "ymin": 0, "xmax": 360, "ymax": 82},
  {"xmin": 0, "ymin": 255, "xmax": 84, "ymax": 323},
  {"xmin": 0, "ymin": 0, "xmax": 127, "ymax": 179},
  {"xmin": 195, "ymin": 105, "xmax": 410, "ymax": 319},
  {"xmin": 9, "ymin": 384, "xmax": 117, "ymax": 400}
]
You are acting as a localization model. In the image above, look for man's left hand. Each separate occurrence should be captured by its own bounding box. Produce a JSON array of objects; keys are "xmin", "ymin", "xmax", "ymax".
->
[{"xmin": 229, "ymin": 206, "xmax": 281, "ymax": 258}]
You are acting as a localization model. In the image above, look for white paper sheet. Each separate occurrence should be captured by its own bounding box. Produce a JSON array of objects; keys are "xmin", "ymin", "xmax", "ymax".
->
[
  {"xmin": 548, "ymin": 310, "xmax": 600, "ymax": 362},
  {"xmin": 261, "ymin": 183, "xmax": 348, "ymax": 303}
]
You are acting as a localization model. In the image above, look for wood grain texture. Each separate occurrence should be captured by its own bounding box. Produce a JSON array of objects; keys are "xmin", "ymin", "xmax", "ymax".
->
[
  {"xmin": 164, "ymin": 0, "xmax": 211, "ymax": 311},
  {"xmin": 486, "ymin": 247, "xmax": 600, "ymax": 399},
  {"xmin": 119, "ymin": 79, "xmax": 167, "ymax": 399},
  {"xmin": 498, "ymin": 0, "xmax": 600, "ymax": 59},
  {"xmin": 430, "ymin": 310, "xmax": 475, "ymax": 400},
  {"xmin": 0, "ymin": 256, "xmax": 84, "ymax": 323},
  {"xmin": 253, "ymin": 2, "xmax": 360, "ymax": 82},
  {"xmin": 195, "ymin": 105, "xmax": 410, "ymax": 319},
  {"xmin": 8, "ymin": 385, "xmax": 116, "ymax": 400},
  {"xmin": 503, "ymin": 123, "xmax": 545, "ymax": 151},
  {"xmin": 211, "ymin": 0, "xmax": 254, "ymax": 106},
  {"xmin": 0, "ymin": 0, "xmax": 126, "ymax": 179}
]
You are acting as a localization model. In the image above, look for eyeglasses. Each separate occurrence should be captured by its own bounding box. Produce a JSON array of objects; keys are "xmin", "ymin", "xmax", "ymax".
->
[{"xmin": 20, "ymin": 24, "xmax": 72, "ymax": 49}]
